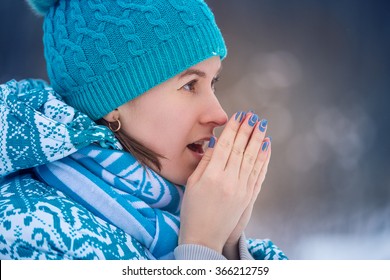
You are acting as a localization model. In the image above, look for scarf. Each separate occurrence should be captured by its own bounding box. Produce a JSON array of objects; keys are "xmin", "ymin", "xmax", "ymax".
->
[
  {"xmin": 0, "ymin": 79, "xmax": 119, "ymax": 178},
  {"xmin": 35, "ymin": 145, "xmax": 184, "ymax": 259}
]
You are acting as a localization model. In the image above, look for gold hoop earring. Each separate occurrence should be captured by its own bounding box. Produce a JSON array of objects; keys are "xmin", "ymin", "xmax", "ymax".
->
[{"xmin": 108, "ymin": 119, "xmax": 121, "ymax": 132}]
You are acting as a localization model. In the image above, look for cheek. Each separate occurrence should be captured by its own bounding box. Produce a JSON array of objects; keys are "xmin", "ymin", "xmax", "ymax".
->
[
  {"xmin": 132, "ymin": 112, "xmax": 193, "ymax": 157},
  {"xmin": 154, "ymin": 116, "xmax": 193, "ymax": 153}
]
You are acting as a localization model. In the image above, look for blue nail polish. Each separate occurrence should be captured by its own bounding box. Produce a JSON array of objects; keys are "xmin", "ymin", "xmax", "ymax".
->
[
  {"xmin": 261, "ymin": 141, "xmax": 269, "ymax": 151},
  {"xmin": 208, "ymin": 137, "xmax": 216, "ymax": 148},
  {"xmin": 240, "ymin": 112, "xmax": 247, "ymax": 122},
  {"xmin": 235, "ymin": 111, "xmax": 247, "ymax": 122},
  {"xmin": 259, "ymin": 119, "xmax": 268, "ymax": 132},
  {"xmin": 268, "ymin": 136, "xmax": 272, "ymax": 142},
  {"xmin": 248, "ymin": 114, "xmax": 258, "ymax": 127}
]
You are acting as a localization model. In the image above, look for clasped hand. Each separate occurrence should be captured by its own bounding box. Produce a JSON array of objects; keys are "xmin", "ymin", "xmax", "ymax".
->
[{"xmin": 179, "ymin": 111, "xmax": 271, "ymax": 259}]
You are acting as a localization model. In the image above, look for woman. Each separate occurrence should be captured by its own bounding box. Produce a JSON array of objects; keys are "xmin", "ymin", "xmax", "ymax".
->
[{"xmin": 0, "ymin": 0, "xmax": 287, "ymax": 260}]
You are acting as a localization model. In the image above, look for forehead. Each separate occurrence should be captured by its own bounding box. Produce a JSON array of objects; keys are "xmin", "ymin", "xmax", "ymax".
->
[
  {"xmin": 119, "ymin": 56, "xmax": 222, "ymax": 109},
  {"xmin": 178, "ymin": 56, "xmax": 222, "ymax": 79}
]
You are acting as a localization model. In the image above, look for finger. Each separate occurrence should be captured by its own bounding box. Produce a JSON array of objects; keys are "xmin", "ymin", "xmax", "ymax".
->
[
  {"xmin": 253, "ymin": 138, "xmax": 272, "ymax": 196},
  {"xmin": 187, "ymin": 136, "xmax": 216, "ymax": 184},
  {"xmin": 208, "ymin": 112, "xmax": 246, "ymax": 171},
  {"xmin": 225, "ymin": 113, "xmax": 260, "ymax": 176},
  {"xmin": 239, "ymin": 118, "xmax": 268, "ymax": 182},
  {"xmin": 246, "ymin": 136, "xmax": 271, "ymax": 195}
]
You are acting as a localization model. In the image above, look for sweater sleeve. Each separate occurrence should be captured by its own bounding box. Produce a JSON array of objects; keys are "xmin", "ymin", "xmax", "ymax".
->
[
  {"xmin": 238, "ymin": 233, "xmax": 255, "ymax": 260},
  {"xmin": 174, "ymin": 233, "xmax": 254, "ymax": 260},
  {"xmin": 174, "ymin": 244, "xmax": 227, "ymax": 260}
]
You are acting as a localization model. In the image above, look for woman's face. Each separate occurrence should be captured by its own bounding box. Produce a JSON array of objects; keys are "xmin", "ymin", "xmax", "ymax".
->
[{"xmin": 113, "ymin": 56, "xmax": 227, "ymax": 185}]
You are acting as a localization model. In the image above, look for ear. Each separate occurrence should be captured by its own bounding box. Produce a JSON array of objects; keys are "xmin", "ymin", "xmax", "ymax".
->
[{"xmin": 102, "ymin": 108, "xmax": 120, "ymax": 122}]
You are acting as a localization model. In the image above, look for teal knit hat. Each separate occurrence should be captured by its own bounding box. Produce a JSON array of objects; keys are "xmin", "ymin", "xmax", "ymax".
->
[{"xmin": 27, "ymin": 0, "xmax": 227, "ymax": 120}]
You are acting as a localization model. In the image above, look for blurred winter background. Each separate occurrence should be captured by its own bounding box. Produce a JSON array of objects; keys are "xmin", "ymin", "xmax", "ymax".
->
[{"xmin": 1, "ymin": 0, "xmax": 389, "ymax": 259}]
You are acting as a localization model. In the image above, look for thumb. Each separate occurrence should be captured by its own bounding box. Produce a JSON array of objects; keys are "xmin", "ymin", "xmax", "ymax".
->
[{"xmin": 187, "ymin": 136, "xmax": 216, "ymax": 184}]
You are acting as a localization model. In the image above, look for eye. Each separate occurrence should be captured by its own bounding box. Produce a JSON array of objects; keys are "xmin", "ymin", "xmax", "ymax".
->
[
  {"xmin": 211, "ymin": 76, "xmax": 220, "ymax": 91},
  {"xmin": 182, "ymin": 79, "xmax": 197, "ymax": 93}
]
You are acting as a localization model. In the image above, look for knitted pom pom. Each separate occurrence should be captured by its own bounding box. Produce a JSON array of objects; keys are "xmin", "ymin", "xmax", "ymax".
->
[{"xmin": 26, "ymin": 0, "xmax": 58, "ymax": 16}]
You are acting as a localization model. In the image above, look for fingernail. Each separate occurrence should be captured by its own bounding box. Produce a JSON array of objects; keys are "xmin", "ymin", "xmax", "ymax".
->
[
  {"xmin": 259, "ymin": 119, "xmax": 268, "ymax": 132},
  {"xmin": 268, "ymin": 136, "xmax": 272, "ymax": 142},
  {"xmin": 240, "ymin": 112, "xmax": 247, "ymax": 122},
  {"xmin": 261, "ymin": 141, "xmax": 269, "ymax": 151},
  {"xmin": 235, "ymin": 111, "xmax": 246, "ymax": 122},
  {"xmin": 234, "ymin": 112, "xmax": 241, "ymax": 121},
  {"xmin": 248, "ymin": 114, "xmax": 258, "ymax": 127},
  {"xmin": 208, "ymin": 136, "xmax": 216, "ymax": 148}
]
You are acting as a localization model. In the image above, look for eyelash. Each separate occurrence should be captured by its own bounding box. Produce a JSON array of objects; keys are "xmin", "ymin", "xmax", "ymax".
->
[
  {"xmin": 212, "ymin": 76, "xmax": 220, "ymax": 90},
  {"xmin": 183, "ymin": 80, "xmax": 197, "ymax": 92},
  {"xmin": 182, "ymin": 77, "xmax": 220, "ymax": 93}
]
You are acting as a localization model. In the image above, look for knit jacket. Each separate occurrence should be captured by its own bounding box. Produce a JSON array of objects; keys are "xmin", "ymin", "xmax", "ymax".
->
[{"xmin": 0, "ymin": 79, "xmax": 287, "ymax": 260}]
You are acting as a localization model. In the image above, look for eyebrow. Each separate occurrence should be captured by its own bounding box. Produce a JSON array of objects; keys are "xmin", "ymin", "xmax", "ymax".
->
[
  {"xmin": 178, "ymin": 66, "xmax": 222, "ymax": 80},
  {"xmin": 179, "ymin": 69, "xmax": 206, "ymax": 79}
]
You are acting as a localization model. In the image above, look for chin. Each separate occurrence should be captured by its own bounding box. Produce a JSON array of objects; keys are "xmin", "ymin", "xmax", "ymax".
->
[{"xmin": 174, "ymin": 172, "xmax": 191, "ymax": 186}]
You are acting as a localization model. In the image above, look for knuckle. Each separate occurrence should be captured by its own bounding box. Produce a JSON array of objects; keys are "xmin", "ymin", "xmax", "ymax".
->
[
  {"xmin": 244, "ymin": 152, "xmax": 256, "ymax": 165},
  {"xmin": 257, "ymin": 154, "xmax": 267, "ymax": 164},
  {"xmin": 221, "ymin": 185, "xmax": 236, "ymax": 199},
  {"xmin": 229, "ymin": 123, "xmax": 239, "ymax": 133},
  {"xmin": 231, "ymin": 145, "xmax": 244, "ymax": 156},
  {"xmin": 259, "ymin": 171, "xmax": 267, "ymax": 182},
  {"xmin": 240, "ymin": 126, "xmax": 253, "ymax": 138},
  {"xmin": 202, "ymin": 152, "xmax": 212, "ymax": 162},
  {"xmin": 251, "ymin": 167, "xmax": 259, "ymax": 177},
  {"xmin": 218, "ymin": 137, "xmax": 231, "ymax": 149}
]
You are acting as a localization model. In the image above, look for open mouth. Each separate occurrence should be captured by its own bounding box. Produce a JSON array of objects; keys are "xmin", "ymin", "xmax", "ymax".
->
[{"xmin": 187, "ymin": 140, "xmax": 208, "ymax": 155}]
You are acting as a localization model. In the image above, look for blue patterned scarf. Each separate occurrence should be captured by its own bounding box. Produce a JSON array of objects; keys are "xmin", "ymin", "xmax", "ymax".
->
[
  {"xmin": 0, "ymin": 79, "xmax": 118, "ymax": 177},
  {"xmin": 35, "ymin": 145, "xmax": 184, "ymax": 259}
]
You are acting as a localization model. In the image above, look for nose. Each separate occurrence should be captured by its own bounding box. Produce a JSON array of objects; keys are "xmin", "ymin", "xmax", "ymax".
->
[{"xmin": 200, "ymin": 93, "xmax": 228, "ymax": 127}]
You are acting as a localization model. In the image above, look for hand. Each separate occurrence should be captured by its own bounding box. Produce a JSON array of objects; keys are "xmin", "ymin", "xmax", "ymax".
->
[
  {"xmin": 179, "ymin": 112, "xmax": 271, "ymax": 254},
  {"xmin": 223, "ymin": 139, "xmax": 271, "ymax": 259}
]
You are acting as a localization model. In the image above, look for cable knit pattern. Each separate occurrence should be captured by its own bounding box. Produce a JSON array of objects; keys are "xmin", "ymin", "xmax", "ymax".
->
[
  {"xmin": 90, "ymin": 3, "xmax": 144, "ymax": 56},
  {"xmin": 168, "ymin": 0, "xmax": 201, "ymax": 26},
  {"xmin": 116, "ymin": 0, "xmax": 172, "ymax": 41},
  {"xmin": 33, "ymin": 0, "xmax": 227, "ymax": 120}
]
